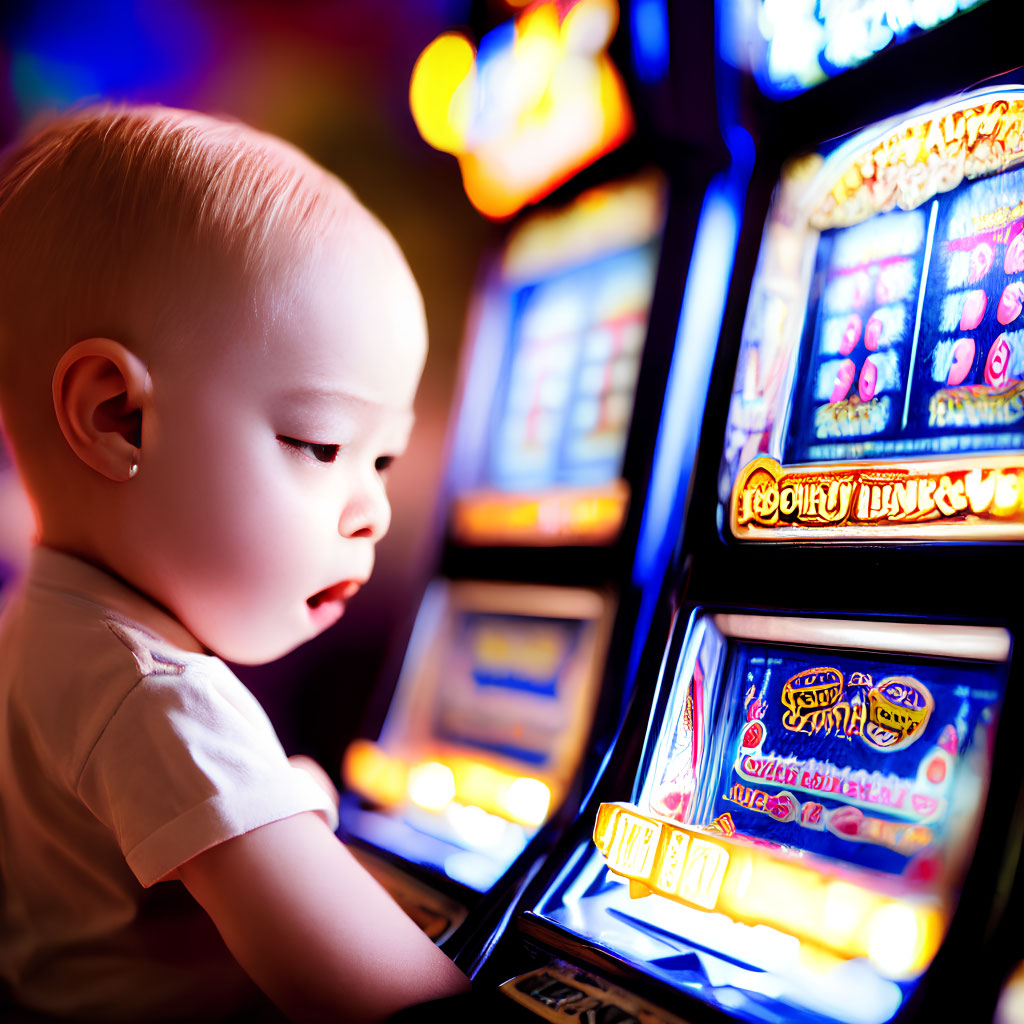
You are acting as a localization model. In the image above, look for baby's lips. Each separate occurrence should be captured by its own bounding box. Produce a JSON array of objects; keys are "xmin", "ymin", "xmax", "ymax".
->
[
  {"xmin": 831, "ymin": 358, "xmax": 856, "ymax": 403},
  {"xmin": 960, "ymin": 289, "xmax": 987, "ymax": 331},
  {"xmin": 996, "ymin": 282, "xmax": 1024, "ymax": 325},
  {"xmin": 858, "ymin": 356, "xmax": 878, "ymax": 402},
  {"xmin": 307, "ymin": 579, "xmax": 363, "ymax": 608},
  {"xmin": 947, "ymin": 338, "xmax": 975, "ymax": 386},
  {"xmin": 839, "ymin": 313, "xmax": 862, "ymax": 355}
]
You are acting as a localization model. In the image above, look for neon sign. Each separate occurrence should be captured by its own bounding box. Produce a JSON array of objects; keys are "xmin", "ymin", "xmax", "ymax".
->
[
  {"xmin": 732, "ymin": 456, "xmax": 1024, "ymax": 538},
  {"xmin": 409, "ymin": 1, "xmax": 632, "ymax": 219},
  {"xmin": 719, "ymin": 87, "xmax": 1024, "ymax": 543}
]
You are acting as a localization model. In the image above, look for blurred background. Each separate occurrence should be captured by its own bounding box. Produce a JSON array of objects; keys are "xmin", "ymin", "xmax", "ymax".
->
[{"xmin": 0, "ymin": 0, "xmax": 504, "ymax": 769}]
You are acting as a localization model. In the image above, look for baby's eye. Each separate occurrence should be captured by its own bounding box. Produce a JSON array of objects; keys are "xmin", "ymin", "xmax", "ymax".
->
[{"xmin": 278, "ymin": 435, "xmax": 340, "ymax": 464}]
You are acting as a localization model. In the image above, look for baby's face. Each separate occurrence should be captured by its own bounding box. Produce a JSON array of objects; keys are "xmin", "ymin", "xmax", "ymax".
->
[{"xmin": 129, "ymin": 219, "xmax": 426, "ymax": 664}]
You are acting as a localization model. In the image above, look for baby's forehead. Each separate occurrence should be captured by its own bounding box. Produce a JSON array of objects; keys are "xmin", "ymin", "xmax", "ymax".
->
[{"xmin": 297, "ymin": 207, "xmax": 423, "ymax": 315}]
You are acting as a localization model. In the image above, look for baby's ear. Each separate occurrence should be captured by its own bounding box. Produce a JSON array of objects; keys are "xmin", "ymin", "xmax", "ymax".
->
[{"xmin": 52, "ymin": 339, "xmax": 151, "ymax": 481}]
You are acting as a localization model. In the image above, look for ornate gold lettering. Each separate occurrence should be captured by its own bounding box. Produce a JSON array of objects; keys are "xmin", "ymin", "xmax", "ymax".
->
[
  {"xmin": 918, "ymin": 478, "xmax": 937, "ymax": 515},
  {"xmin": 732, "ymin": 457, "xmax": 1024, "ymax": 535}
]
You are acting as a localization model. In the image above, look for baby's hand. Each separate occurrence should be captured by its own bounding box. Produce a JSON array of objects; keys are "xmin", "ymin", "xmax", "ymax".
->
[{"xmin": 288, "ymin": 754, "xmax": 340, "ymax": 814}]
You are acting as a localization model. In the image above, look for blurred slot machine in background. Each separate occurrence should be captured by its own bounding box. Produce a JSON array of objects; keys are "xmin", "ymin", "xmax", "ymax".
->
[
  {"xmin": 338, "ymin": 0, "xmax": 742, "ymax": 962},
  {"xmin": 467, "ymin": 2, "xmax": 1024, "ymax": 1023},
  {"xmin": 0, "ymin": 440, "xmax": 32, "ymax": 605}
]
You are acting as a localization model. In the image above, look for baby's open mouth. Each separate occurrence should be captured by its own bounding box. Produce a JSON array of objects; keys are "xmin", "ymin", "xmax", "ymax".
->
[{"xmin": 307, "ymin": 580, "xmax": 361, "ymax": 609}]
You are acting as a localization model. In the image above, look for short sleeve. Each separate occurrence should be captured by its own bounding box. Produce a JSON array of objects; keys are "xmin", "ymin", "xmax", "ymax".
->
[{"xmin": 77, "ymin": 660, "xmax": 338, "ymax": 887}]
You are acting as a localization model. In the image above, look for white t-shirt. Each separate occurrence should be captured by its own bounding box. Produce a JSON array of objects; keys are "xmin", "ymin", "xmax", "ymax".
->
[{"xmin": 0, "ymin": 547, "xmax": 338, "ymax": 1021}]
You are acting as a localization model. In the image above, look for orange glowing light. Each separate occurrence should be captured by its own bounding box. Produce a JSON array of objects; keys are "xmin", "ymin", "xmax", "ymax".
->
[
  {"xmin": 343, "ymin": 739, "xmax": 559, "ymax": 829},
  {"xmin": 408, "ymin": 0, "xmax": 633, "ymax": 219},
  {"xmin": 452, "ymin": 480, "xmax": 629, "ymax": 546},
  {"xmin": 408, "ymin": 32, "xmax": 476, "ymax": 153},
  {"xmin": 342, "ymin": 738, "xmax": 408, "ymax": 807},
  {"xmin": 408, "ymin": 761, "xmax": 456, "ymax": 811},
  {"xmin": 732, "ymin": 454, "xmax": 1024, "ymax": 542}
]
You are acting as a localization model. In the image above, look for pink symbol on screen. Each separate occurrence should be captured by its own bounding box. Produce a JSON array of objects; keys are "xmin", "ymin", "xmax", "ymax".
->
[
  {"xmin": 945, "ymin": 338, "xmax": 976, "ymax": 385},
  {"xmin": 864, "ymin": 314, "xmax": 883, "ymax": 351},
  {"xmin": 960, "ymin": 289, "xmax": 987, "ymax": 331},
  {"xmin": 968, "ymin": 242, "xmax": 994, "ymax": 283},
  {"xmin": 831, "ymin": 359, "xmax": 856, "ymax": 403},
  {"xmin": 858, "ymin": 357, "xmax": 878, "ymax": 402},
  {"xmin": 996, "ymin": 282, "xmax": 1024, "ymax": 325},
  {"xmin": 1004, "ymin": 230, "xmax": 1024, "ymax": 275},
  {"xmin": 839, "ymin": 314, "xmax": 862, "ymax": 355},
  {"xmin": 985, "ymin": 333, "xmax": 1014, "ymax": 386}
]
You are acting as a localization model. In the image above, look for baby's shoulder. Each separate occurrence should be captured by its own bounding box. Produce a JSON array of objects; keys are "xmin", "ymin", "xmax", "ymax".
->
[
  {"xmin": 102, "ymin": 612, "xmax": 193, "ymax": 680},
  {"xmin": 3, "ymin": 600, "xmax": 220, "ymax": 781}
]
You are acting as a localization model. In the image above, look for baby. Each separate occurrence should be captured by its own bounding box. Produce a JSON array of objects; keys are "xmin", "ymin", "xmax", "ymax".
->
[{"xmin": 0, "ymin": 106, "xmax": 468, "ymax": 1021}]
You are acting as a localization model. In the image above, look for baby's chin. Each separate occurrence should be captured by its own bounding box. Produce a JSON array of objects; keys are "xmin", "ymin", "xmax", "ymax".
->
[
  {"xmin": 185, "ymin": 589, "xmax": 357, "ymax": 664},
  {"xmin": 200, "ymin": 622, "xmax": 324, "ymax": 667}
]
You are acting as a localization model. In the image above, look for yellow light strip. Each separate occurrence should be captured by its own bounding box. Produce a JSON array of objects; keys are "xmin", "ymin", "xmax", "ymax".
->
[
  {"xmin": 343, "ymin": 740, "xmax": 556, "ymax": 828},
  {"xmin": 594, "ymin": 802, "xmax": 947, "ymax": 978},
  {"xmin": 343, "ymin": 739, "xmax": 409, "ymax": 807},
  {"xmin": 452, "ymin": 481, "xmax": 630, "ymax": 546}
]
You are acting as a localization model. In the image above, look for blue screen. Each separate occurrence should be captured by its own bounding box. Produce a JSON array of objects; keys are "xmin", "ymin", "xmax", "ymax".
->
[
  {"xmin": 709, "ymin": 642, "xmax": 1004, "ymax": 876},
  {"xmin": 786, "ymin": 164, "xmax": 1024, "ymax": 463}
]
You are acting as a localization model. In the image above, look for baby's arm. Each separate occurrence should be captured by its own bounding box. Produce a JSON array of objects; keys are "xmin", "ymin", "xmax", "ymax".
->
[
  {"xmin": 287, "ymin": 754, "xmax": 341, "ymax": 818},
  {"xmin": 176, "ymin": 811, "xmax": 470, "ymax": 1023}
]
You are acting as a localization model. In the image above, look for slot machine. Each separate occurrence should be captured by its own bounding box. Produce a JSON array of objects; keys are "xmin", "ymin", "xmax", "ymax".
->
[
  {"xmin": 338, "ymin": 0, "xmax": 737, "ymax": 959},
  {"xmin": 461, "ymin": 2, "xmax": 1024, "ymax": 1023},
  {"xmin": 0, "ymin": 440, "xmax": 32, "ymax": 605}
]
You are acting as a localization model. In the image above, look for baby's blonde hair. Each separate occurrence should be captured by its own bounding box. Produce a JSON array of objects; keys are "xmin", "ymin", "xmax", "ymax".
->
[{"xmin": 0, "ymin": 103, "xmax": 352, "ymax": 470}]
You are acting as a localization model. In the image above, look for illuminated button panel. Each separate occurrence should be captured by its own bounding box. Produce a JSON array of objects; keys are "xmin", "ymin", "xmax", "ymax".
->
[
  {"xmin": 594, "ymin": 803, "xmax": 731, "ymax": 910},
  {"xmin": 593, "ymin": 802, "xmax": 945, "ymax": 977}
]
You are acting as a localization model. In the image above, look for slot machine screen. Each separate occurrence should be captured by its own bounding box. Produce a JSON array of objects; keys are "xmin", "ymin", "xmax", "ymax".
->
[
  {"xmin": 720, "ymin": 84, "xmax": 1024, "ymax": 541},
  {"xmin": 487, "ymin": 244, "xmax": 657, "ymax": 492},
  {"xmin": 527, "ymin": 612, "xmax": 1008, "ymax": 1024},
  {"xmin": 343, "ymin": 582, "xmax": 612, "ymax": 894},
  {"xmin": 451, "ymin": 171, "xmax": 666, "ymax": 546}
]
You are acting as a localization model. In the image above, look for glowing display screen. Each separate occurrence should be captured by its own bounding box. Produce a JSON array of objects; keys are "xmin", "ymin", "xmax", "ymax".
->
[
  {"xmin": 786, "ymin": 167, "xmax": 1024, "ymax": 464},
  {"xmin": 487, "ymin": 244, "xmax": 659, "ymax": 491},
  {"xmin": 341, "ymin": 582, "xmax": 609, "ymax": 892},
  {"xmin": 432, "ymin": 610, "xmax": 586, "ymax": 766},
  {"xmin": 533, "ymin": 613, "xmax": 1009, "ymax": 1024},
  {"xmin": 450, "ymin": 171, "xmax": 665, "ymax": 545},
  {"xmin": 719, "ymin": 86, "xmax": 1024, "ymax": 540},
  {"xmin": 678, "ymin": 643, "xmax": 1003, "ymax": 877}
]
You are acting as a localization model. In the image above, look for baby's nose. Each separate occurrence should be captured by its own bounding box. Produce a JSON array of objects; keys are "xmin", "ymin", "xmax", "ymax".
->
[{"xmin": 338, "ymin": 474, "xmax": 391, "ymax": 541}]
